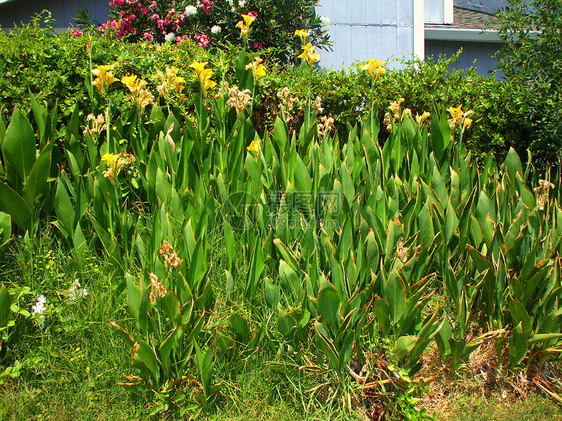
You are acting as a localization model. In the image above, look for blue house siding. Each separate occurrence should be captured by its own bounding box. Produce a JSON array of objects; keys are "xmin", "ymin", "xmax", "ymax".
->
[
  {"xmin": 426, "ymin": 39, "xmax": 502, "ymax": 75},
  {"xmin": 0, "ymin": 0, "xmax": 109, "ymax": 28},
  {"xmin": 454, "ymin": 0, "xmax": 510, "ymax": 14}
]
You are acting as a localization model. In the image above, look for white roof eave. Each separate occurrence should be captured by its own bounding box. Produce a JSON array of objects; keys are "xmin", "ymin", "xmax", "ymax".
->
[{"xmin": 424, "ymin": 27, "xmax": 503, "ymax": 43}]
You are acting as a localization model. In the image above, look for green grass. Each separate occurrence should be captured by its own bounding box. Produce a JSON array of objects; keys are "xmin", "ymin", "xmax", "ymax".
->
[
  {"xmin": 1, "ymin": 231, "xmax": 562, "ymax": 420},
  {"xmin": 444, "ymin": 393, "xmax": 561, "ymax": 421}
]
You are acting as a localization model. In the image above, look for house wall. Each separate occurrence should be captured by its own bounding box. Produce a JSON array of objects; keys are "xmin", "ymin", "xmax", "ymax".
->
[
  {"xmin": 316, "ymin": 0, "xmax": 420, "ymax": 70},
  {"xmin": 0, "ymin": 0, "xmax": 109, "ymax": 29},
  {"xmin": 426, "ymin": 0, "xmax": 454, "ymax": 24},
  {"xmin": 425, "ymin": 39, "xmax": 503, "ymax": 76},
  {"xmin": 453, "ymin": 0, "xmax": 511, "ymax": 14}
]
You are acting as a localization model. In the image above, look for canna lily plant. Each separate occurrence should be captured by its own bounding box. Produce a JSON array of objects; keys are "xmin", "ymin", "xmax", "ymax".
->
[{"xmin": 235, "ymin": 14, "xmax": 255, "ymax": 44}]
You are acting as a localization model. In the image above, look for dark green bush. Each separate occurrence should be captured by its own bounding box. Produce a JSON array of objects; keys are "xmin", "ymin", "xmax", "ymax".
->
[
  {"xmin": 495, "ymin": 0, "xmax": 562, "ymax": 166},
  {"xmin": 0, "ymin": 17, "xmax": 552, "ymax": 167}
]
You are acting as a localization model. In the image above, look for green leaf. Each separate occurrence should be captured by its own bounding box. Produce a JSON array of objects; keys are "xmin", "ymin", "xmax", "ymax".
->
[
  {"xmin": 317, "ymin": 279, "xmax": 340, "ymax": 333},
  {"xmin": 29, "ymin": 91, "xmax": 46, "ymax": 143},
  {"xmin": 386, "ymin": 271, "xmax": 406, "ymax": 325},
  {"xmin": 509, "ymin": 322, "xmax": 527, "ymax": 367},
  {"xmin": 504, "ymin": 147, "xmax": 524, "ymax": 182},
  {"xmin": 3, "ymin": 108, "xmax": 36, "ymax": 183},
  {"xmin": 515, "ymin": 174, "xmax": 536, "ymax": 209},
  {"xmin": 264, "ymin": 278, "xmax": 280, "ymax": 308},
  {"xmin": 54, "ymin": 177, "xmax": 75, "ymax": 238},
  {"xmin": 393, "ymin": 335, "xmax": 418, "ymax": 361},
  {"xmin": 277, "ymin": 309, "xmax": 297, "ymax": 338},
  {"xmin": 417, "ymin": 204, "xmax": 434, "ymax": 249},
  {"xmin": 0, "ymin": 181, "xmax": 31, "ymax": 231},
  {"xmin": 230, "ymin": 312, "xmax": 249, "ymax": 338},
  {"xmin": 0, "ymin": 284, "xmax": 12, "ymax": 328},
  {"xmin": 127, "ymin": 274, "xmax": 148, "ymax": 334},
  {"xmin": 22, "ymin": 142, "xmax": 52, "ymax": 207},
  {"xmin": 132, "ymin": 340, "xmax": 160, "ymax": 384},
  {"xmin": 278, "ymin": 259, "xmax": 301, "ymax": 304},
  {"xmin": 246, "ymin": 242, "xmax": 265, "ymax": 303}
]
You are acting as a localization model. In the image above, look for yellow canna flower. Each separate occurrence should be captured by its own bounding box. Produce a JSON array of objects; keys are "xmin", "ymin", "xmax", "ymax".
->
[
  {"xmin": 101, "ymin": 152, "xmax": 135, "ymax": 182},
  {"xmin": 247, "ymin": 139, "xmax": 261, "ymax": 154},
  {"xmin": 101, "ymin": 153, "xmax": 118, "ymax": 167},
  {"xmin": 121, "ymin": 75, "xmax": 138, "ymax": 90},
  {"xmin": 92, "ymin": 65, "xmax": 118, "ymax": 95},
  {"xmin": 241, "ymin": 14, "xmax": 255, "ymax": 27},
  {"xmin": 245, "ymin": 57, "xmax": 266, "ymax": 79},
  {"xmin": 173, "ymin": 76, "xmax": 186, "ymax": 92},
  {"xmin": 236, "ymin": 14, "xmax": 255, "ymax": 41},
  {"xmin": 189, "ymin": 61, "xmax": 208, "ymax": 74},
  {"xmin": 294, "ymin": 29, "xmax": 309, "ymax": 44},
  {"xmin": 298, "ymin": 42, "xmax": 320, "ymax": 66},
  {"xmin": 448, "ymin": 105, "xmax": 474, "ymax": 130},
  {"xmin": 360, "ymin": 58, "xmax": 386, "ymax": 81},
  {"xmin": 190, "ymin": 61, "xmax": 216, "ymax": 95},
  {"xmin": 415, "ymin": 111, "xmax": 431, "ymax": 125},
  {"xmin": 448, "ymin": 105, "xmax": 463, "ymax": 121},
  {"xmin": 121, "ymin": 75, "xmax": 153, "ymax": 111}
]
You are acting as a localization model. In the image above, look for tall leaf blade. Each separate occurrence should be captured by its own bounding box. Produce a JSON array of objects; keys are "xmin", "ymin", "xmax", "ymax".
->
[{"xmin": 3, "ymin": 108, "xmax": 36, "ymax": 183}]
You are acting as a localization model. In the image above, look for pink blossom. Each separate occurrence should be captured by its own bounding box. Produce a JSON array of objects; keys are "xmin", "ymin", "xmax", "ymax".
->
[
  {"xmin": 70, "ymin": 27, "xmax": 84, "ymax": 38},
  {"xmin": 253, "ymin": 42, "xmax": 263, "ymax": 50},
  {"xmin": 200, "ymin": 0, "xmax": 213, "ymax": 13},
  {"xmin": 129, "ymin": 13, "xmax": 136, "ymax": 20},
  {"xmin": 152, "ymin": 13, "xmax": 159, "ymax": 20},
  {"xmin": 194, "ymin": 33, "xmax": 209, "ymax": 48},
  {"xmin": 247, "ymin": 10, "xmax": 258, "ymax": 18},
  {"xmin": 144, "ymin": 32, "xmax": 154, "ymax": 40},
  {"xmin": 141, "ymin": 7, "xmax": 149, "ymax": 14},
  {"xmin": 151, "ymin": 0, "xmax": 157, "ymax": 7}
]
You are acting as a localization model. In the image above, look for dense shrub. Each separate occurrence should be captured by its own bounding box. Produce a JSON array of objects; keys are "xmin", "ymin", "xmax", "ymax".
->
[
  {"xmin": 495, "ymin": 0, "xmax": 562, "ymax": 165},
  {"xmin": 0, "ymin": 16, "xmax": 551, "ymax": 166},
  {"xmin": 101, "ymin": 0, "xmax": 331, "ymax": 62}
]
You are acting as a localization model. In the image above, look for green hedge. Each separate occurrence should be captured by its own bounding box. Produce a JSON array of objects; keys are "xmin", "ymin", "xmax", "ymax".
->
[{"xmin": 0, "ymin": 20, "xmax": 555, "ymax": 167}]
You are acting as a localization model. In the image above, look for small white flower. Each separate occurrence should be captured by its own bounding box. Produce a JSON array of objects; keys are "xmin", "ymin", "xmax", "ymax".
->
[
  {"xmin": 32, "ymin": 295, "xmax": 46, "ymax": 315},
  {"xmin": 238, "ymin": 0, "xmax": 246, "ymax": 7},
  {"xmin": 68, "ymin": 279, "xmax": 88, "ymax": 301},
  {"xmin": 320, "ymin": 16, "xmax": 330, "ymax": 26},
  {"xmin": 185, "ymin": 5, "xmax": 197, "ymax": 16},
  {"xmin": 164, "ymin": 32, "xmax": 176, "ymax": 42},
  {"xmin": 211, "ymin": 25, "xmax": 221, "ymax": 34}
]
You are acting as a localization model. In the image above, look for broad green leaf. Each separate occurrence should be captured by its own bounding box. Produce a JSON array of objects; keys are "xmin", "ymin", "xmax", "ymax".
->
[
  {"xmin": 3, "ymin": 108, "xmax": 36, "ymax": 183},
  {"xmin": 317, "ymin": 279, "xmax": 340, "ymax": 333},
  {"xmin": 54, "ymin": 178, "xmax": 75, "ymax": 238},
  {"xmin": 393, "ymin": 335, "xmax": 417, "ymax": 360},
  {"xmin": 264, "ymin": 278, "xmax": 280, "ymax": 308},
  {"xmin": 22, "ymin": 142, "xmax": 52, "ymax": 207},
  {"xmin": 509, "ymin": 322, "xmax": 527, "ymax": 367},
  {"xmin": 279, "ymin": 259, "xmax": 301, "ymax": 304},
  {"xmin": 386, "ymin": 271, "xmax": 406, "ymax": 325},
  {"xmin": 230, "ymin": 312, "xmax": 249, "ymax": 338},
  {"xmin": 0, "ymin": 284, "xmax": 12, "ymax": 328},
  {"xmin": 277, "ymin": 309, "xmax": 297, "ymax": 338},
  {"xmin": 504, "ymin": 147, "xmax": 524, "ymax": 182},
  {"xmin": 418, "ymin": 204, "xmax": 434, "ymax": 249},
  {"xmin": 0, "ymin": 181, "xmax": 31, "ymax": 231},
  {"xmin": 132, "ymin": 340, "xmax": 160, "ymax": 383}
]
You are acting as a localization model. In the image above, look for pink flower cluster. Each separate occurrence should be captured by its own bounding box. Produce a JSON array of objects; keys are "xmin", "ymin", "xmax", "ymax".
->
[
  {"xmin": 200, "ymin": 0, "xmax": 213, "ymax": 13},
  {"xmin": 194, "ymin": 33, "xmax": 209, "ymax": 48},
  {"xmin": 70, "ymin": 27, "xmax": 83, "ymax": 38},
  {"xmin": 176, "ymin": 34, "xmax": 189, "ymax": 45}
]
